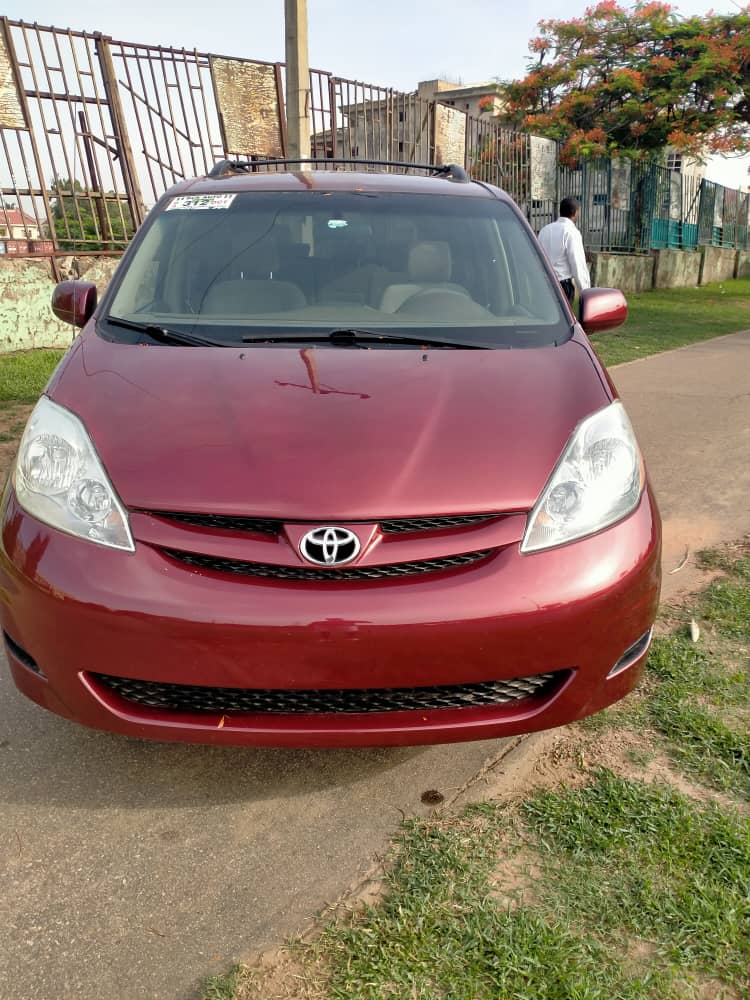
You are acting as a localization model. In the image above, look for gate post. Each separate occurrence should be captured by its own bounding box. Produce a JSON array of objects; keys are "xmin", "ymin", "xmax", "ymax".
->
[{"xmin": 94, "ymin": 34, "xmax": 145, "ymax": 227}]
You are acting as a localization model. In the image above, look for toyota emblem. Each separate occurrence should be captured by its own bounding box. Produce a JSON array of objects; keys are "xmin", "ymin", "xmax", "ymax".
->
[{"xmin": 299, "ymin": 526, "xmax": 361, "ymax": 566}]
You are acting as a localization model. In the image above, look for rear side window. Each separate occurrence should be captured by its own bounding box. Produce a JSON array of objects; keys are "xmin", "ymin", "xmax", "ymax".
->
[{"xmin": 106, "ymin": 190, "xmax": 568, "ymax": 347}]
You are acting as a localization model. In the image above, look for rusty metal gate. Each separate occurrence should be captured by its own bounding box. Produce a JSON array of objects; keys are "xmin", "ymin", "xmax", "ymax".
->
[
  {"xmin": 0, "ymin": 18, "xmax": 144, "ymax": 268},
  {"xmin": 2, "ymin": 16, "xmax": 746, "ymax": 265},
  {"xmin": 0, "ymin": 18, "xmax": 444, "ymax": 263}
]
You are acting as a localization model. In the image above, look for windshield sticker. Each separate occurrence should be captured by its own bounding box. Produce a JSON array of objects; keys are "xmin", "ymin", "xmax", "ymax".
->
[
  {"xmin": 166, "ymin": 193, "xmax": 237, "ymax": 211},
  {"xmin": 327, "ymin": 219, "xmax": 348, "ymax": 229}
]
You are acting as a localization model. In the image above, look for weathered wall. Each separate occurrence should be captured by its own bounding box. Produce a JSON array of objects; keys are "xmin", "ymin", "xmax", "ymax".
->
[
  {"xmin": 530, "ymin": 136, "xmax": 557, "ymax": 200},
  {"xmin": 652, "ymin": 249, "xmax": 702, "ymax": 289},
  {"xmin": 735, "ymin": 250, "xmax": 750, "ymax": 280},
  {"xmin": 434, "ymin": 105, "xmax": 467, "ymax": 166},
  {"xmin": 590, "ymin": 248, "xmax": 749, "ymax": 291},
  {"xmin": 590, "ymin": 253, "xmax": 655, "ymax": 293},
  {"xmin": 0, "ymin": 256, "xmax": 120, "ymax": 353},
  {"xmin": 699, "ymin": 246, "xmax": 736, "ymax": 285}
]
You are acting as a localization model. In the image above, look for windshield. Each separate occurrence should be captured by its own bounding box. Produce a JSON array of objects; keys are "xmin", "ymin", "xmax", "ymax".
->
[{"xmin": 104, "ymin": 190, "xmax": 569, "ymax": 347}]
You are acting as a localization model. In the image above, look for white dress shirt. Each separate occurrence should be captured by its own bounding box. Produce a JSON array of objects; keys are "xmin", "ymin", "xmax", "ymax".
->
[{"xmin": 538, "ymin": 216, "xmax": 591, "ymax": 292}]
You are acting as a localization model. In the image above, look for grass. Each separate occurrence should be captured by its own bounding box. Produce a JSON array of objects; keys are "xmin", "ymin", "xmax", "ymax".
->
[
  {"xmin": 522, "ymin": 774, "xmax": 750, "ymax": 988},
  {"xmin": 311, "ymin": 796, "xmax": 688, "ymax": 1000},
  {"xmin": 228, "ymin": 774, "xmax": 749, "ymax": 1000},
  {"xmin": 589, "ymin": 277, "xmax": 750, "ymax": 367},
  {"xmin": 209, "ymin": 549, "xmax": 750, "ymax": 1000},
  {"xmin": 0, "ymin": 420, "xmax": 28, "ymax": 443},
  {"xmin": 202, "ymin": 966, "xmax": 244, "ymax": 1000},
  {"xmin": 646, "ymin": 554, "xmax": 750, "ymax": 798},
  {"xmin": 0, "ymin": 349, "xmax": 65, "ymax": 403}
]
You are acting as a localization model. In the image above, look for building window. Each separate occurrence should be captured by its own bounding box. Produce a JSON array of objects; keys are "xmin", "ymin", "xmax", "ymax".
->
[
  {"xmin": 398, "ymin": 111, "xmax": 404, "ymax": 123},
  {"xmin": 667, "ymin": 152, "xmax": 682, "ymax": 173},
  {"xmin": 398, "ymin": 141, "xmax": 404, "ymax": 154}
]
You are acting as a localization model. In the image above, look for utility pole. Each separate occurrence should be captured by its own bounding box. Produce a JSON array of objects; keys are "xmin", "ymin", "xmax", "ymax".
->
[{"xmin": 284, "ymin": 0, "xmax": 311, "ymax": 160}]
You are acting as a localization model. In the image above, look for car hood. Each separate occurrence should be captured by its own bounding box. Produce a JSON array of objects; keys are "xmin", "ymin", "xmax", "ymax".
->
[{"xmin": 49, "ymin": 332, "xmax": 611, "ymax": 518}]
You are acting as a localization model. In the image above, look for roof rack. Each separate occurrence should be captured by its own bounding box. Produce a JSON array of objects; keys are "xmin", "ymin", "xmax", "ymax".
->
[{"xmin": 207, "ymin": 158, "xmax": 470, "ymax": 182}]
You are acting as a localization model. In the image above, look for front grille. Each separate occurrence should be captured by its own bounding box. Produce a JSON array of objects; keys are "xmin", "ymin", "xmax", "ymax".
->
[
  {"xmin": 379, "ymin": 514, "xmax": 496, "ymax": 533},
  {"xmin": 144, "ymin": 511, "xmax": 497, "ymax": 536},
  {"xmin": 145, "ymin": 511, "xmax": 280, "ymax": 535},
  {"xmin": 94, "ymin": 671, "xmax": 561, "ymax": 715},
  {"xmin": 162, "ymin": 547, "xmax": 493, "ymax": 581}
]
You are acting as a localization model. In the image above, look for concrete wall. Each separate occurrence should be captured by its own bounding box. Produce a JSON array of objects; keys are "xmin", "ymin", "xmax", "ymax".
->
[
  {"xmin": 699, "ymin": 246, "xmax": 737, "ymax": 285},
  {"xmin": 0, "ymin": 255, "xmax": 120, "ymax": 353},
  {"xmin": 590, "ymin": 253, "xmax": 655, "ymax": 293},
  {"xmin": 652, "ymin": 249, "xmax": 702, "ymax": 289},
  {"xmin": 735, "ymin": 250, "xmax": 750, "ymax": 280},
  {"xmin": 590, "ymin": 248, "xmax": 749, "ymax": 291}
]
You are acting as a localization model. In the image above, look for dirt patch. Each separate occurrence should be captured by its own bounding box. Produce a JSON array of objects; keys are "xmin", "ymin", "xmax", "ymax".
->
[
  {"xmin": 488, "ymin": 846, "xmax": 542, "ymax": 911},
  {"xmin": 236, "ymin": 947, "xmax": 328, "ymax": 1000},
  {"xmin": 626, "ymin": 938, "xmax": 658, "ymax": 965},
  {"xmin": 0, "ymin": 403, "xmax": 31, "ymax": 483},
  {"xmin": 686, "ymin": 976, "xmax": 741, "ymax": 1000}
]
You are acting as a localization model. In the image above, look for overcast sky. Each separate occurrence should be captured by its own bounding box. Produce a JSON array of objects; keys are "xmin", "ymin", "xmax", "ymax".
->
[{"xmin": 7, "ymin": 0, "xmax": 749, "ymax": 188}]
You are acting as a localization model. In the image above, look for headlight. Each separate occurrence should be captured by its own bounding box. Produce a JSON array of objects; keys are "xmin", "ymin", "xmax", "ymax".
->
[
  {"xmin": 13, "ymin": 397, "xmax": 134, "ymax": 551},
  {"xmin": 521, "ymin": 401, "xmax": 644, "ymax": 553}
]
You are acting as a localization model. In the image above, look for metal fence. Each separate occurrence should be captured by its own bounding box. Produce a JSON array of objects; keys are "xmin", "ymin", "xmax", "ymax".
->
[
  {"xmin": 557, "ymin": 159, "xmax": 701, "ymax": 254},
  {"xmin": 0, "ymin": 15, "xmax": 748, "ymax": 268}
]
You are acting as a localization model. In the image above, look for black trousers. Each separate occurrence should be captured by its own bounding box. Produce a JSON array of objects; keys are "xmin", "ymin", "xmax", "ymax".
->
[{"xmin": 560, "ymin": 278, "xmax": 575, "ymax": 304}]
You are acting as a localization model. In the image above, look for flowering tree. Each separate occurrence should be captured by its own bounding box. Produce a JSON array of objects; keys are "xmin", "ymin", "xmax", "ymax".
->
[{"xmin": 502, "ymin": 2, "xmax": 750, "ymax": 162}]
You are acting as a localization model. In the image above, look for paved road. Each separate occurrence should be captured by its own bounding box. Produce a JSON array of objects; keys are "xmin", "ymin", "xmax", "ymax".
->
[
  {"xmin": 2, "ymin": 331, "xmax": 750, "ymax": 1000},
  {"xmin": 613, "ymin": 331, "xmax": 750, "ymax": 600}
]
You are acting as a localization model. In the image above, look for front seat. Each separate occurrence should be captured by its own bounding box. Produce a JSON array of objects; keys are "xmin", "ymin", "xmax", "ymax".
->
[
  {"xmin": 378, "ymin": 241, "xmax": 468, "ymax": 313},
  {"xmin": 201, "ymin": 279, "xmax": 306, "ymax": 314},
  {"xmin": 200, "ymin": 240, "xmax": 306, "ymax": 315}
]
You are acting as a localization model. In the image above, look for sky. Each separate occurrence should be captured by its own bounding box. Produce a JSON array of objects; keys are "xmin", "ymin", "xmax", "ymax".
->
[{"xmin": 6, "ymin": 0, "xmax": 749, "ymax": 189}]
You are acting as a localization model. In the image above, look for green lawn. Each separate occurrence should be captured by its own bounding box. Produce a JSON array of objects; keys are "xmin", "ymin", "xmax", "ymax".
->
[
  {"xmin": 0, "ymin": 349, "xmax": 65, "ymax": 403},
  {"xmin": 216, "ymin": 550, "xmax": 750, "ymax": 1000},
  {"xmin": 590, "ymin": 278, "xmax": 750, "ymax": 367}
]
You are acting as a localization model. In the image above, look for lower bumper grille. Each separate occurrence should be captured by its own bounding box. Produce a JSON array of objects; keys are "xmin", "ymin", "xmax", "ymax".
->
[
  {"xmin": 162, "ymin": 547, "xmax": 493, "ymax": 581},
  {"xmin": 94, "ymin": 671, "xmax": 562, "ymax": 715}
]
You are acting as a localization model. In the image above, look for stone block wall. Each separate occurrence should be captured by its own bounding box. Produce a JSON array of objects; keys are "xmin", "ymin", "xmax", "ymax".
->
[
  {"xmin": 590, "ymin": 253, "xmax": 655, "ymax": 293},
  {"xmin": 652, "ymin": 249, "xmax": 702, "ymax": 289},
  {"xmin": 0, "ymin": 256, "xmax": 120, "ymax": 352},
  {"xmin": 699, "ymin": 246, "xmax": 737, "ymax": 285}
]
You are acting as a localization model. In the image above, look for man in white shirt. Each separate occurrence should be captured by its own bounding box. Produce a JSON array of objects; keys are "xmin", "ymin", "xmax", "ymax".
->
[{"xmin": 537, "ymin": 197, "xmax": 591, "ymax": 304}]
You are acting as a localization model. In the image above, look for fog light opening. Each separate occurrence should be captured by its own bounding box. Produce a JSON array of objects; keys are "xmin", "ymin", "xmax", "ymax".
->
[
  {"xmin": 607, "ymin": 628, "xmax": 653, "ymax": 679},
  {"xmin": 3, "ymin": 631, "xmax": 46, "ymax": 677}
]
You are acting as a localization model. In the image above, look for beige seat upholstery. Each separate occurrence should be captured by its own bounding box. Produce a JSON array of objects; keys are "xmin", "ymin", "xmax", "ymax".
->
[
  {"xmin": 201, "ymin": 279, "xmax": 306, "ymax": 314},
  {"xmin": 378, "ymin": 241, "xmax": 467, "ymax": 313},
  {"xmin": 408, "ymin": 241, "xmax": 452, "ymax": 282},
  {"xmin": 199, "ymin": 237, "xmax": 307, "ymax": 314}
]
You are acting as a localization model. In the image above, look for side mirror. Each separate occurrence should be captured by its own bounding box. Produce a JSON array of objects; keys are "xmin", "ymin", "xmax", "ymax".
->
[
  {"xmin": 578, "ymin": 288, "xmax": 628, "ymax": 335},
  {"xmin": 51, "ymin": 280, "xmax": 97, "ymax": 328}
]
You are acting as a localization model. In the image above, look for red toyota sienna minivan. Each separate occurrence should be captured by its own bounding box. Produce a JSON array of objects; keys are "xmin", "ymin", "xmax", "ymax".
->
[{"xmin": 1, "ymin": 161, "xmax": 661, "ymax": 747}]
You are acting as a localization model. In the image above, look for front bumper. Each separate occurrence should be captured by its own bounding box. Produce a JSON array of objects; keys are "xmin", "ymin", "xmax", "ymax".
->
[{"xmin": 1, "ymin": 487, "xmax": 661, "ymax": 747}]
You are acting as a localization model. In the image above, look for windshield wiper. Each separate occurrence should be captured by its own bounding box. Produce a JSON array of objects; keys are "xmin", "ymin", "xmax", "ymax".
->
[
  {"xmin": 241, "ymin": 328, "xmax": 490, "ymax": 349},
  {"xmin": 103, "ymin": 315, "xmax": 230, "ymax": 348}
]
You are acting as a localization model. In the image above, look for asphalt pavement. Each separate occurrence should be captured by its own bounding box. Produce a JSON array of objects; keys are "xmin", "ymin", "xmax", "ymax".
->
[{"xmin": 2, "ymin": 329, "xmax": 750, "ymax": 1000}]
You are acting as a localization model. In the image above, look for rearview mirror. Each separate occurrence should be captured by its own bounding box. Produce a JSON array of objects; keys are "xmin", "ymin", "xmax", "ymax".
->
[
  {"xmin": 51, "ymin": 280, "xmax": 97, "ymax": 328},
  {"xmin": 578, "ymin": 288, "xmax": 628, "ymax": 335}
]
